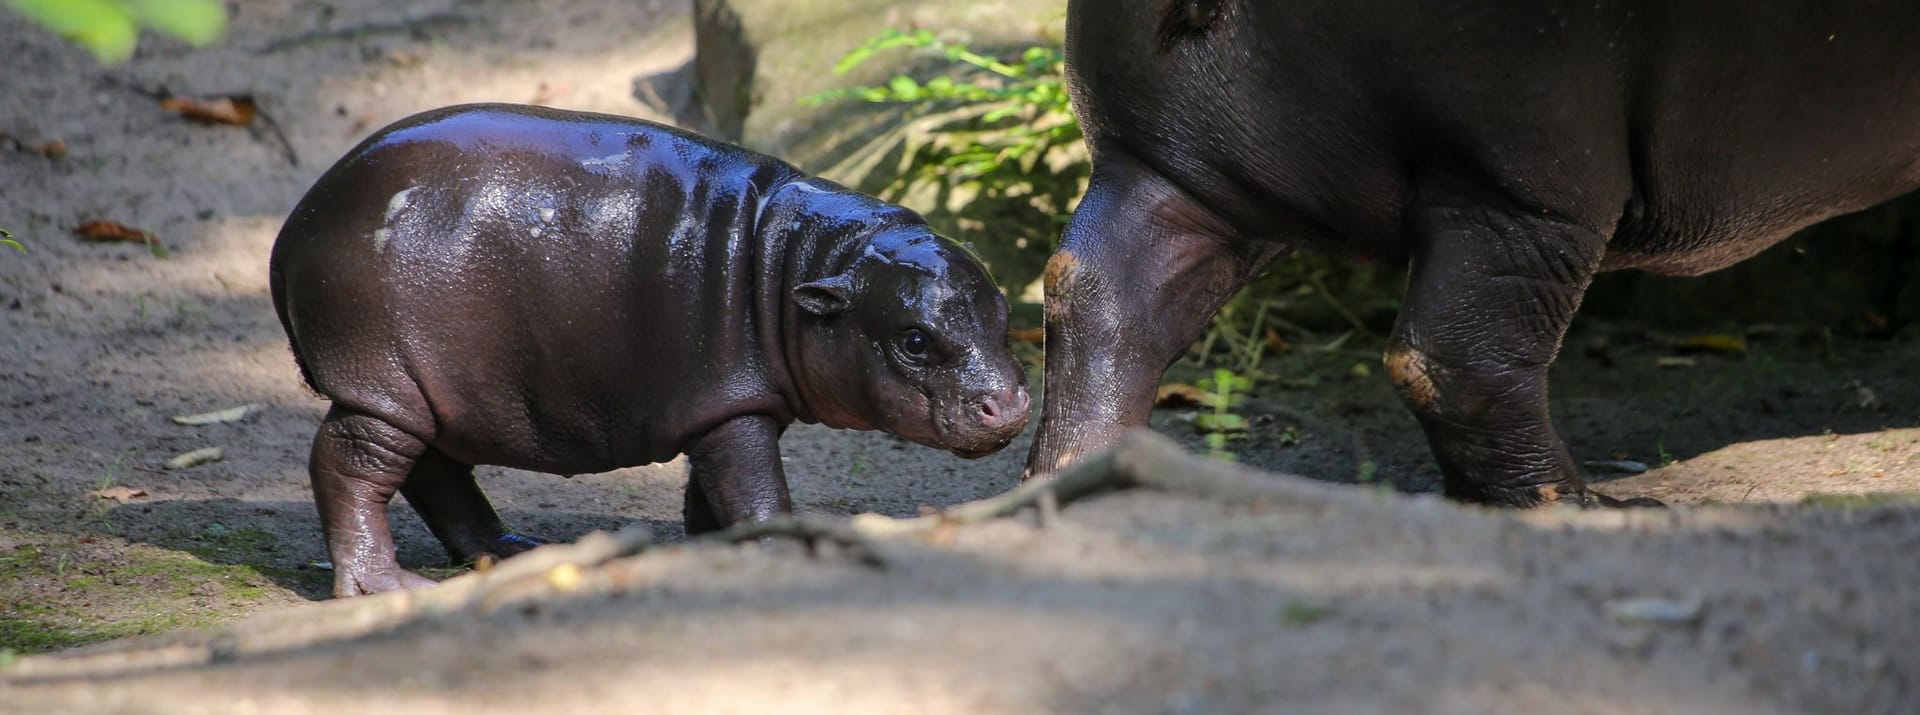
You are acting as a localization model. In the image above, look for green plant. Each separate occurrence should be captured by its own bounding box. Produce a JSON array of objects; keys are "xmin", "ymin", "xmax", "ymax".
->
[
  {"xmin": 1193, "ymin": 368, "xmax": 1253, "ymax": 460},
  {"xmin": 807, "ymin": 30, "xmax": 1086, "ymax": 295},
  {"xmin": 1, "ymin": 228, "xmax": 20, "ymax": 254},
  {"xmin": 5, "ymin": 0, "xmax": 226, "ymax": 64},
  {"xmin": 808, "ymin": 29, "xmax": 1080, "ymax": 197}
]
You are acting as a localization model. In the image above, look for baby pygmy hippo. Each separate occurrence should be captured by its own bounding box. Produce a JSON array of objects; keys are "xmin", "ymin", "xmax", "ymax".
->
[{"xmin": 270, "ymin": 104, "xmax": 1030, "ymax": 597}]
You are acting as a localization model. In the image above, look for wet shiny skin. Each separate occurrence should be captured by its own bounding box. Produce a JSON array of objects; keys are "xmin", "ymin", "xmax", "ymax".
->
[
  {"xmin": 271, "ymin": 103, "xmax": 1029, "ymax": 597},
  {"xmin": 1031, "ymin": 0, "xmax": 1920, "ymax": 506}
]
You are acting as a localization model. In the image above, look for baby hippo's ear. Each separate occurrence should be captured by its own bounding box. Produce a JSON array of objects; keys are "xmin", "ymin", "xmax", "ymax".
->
[{"xmin": 794, "ymin": 274, "xmax": 855, "ymax": 316}]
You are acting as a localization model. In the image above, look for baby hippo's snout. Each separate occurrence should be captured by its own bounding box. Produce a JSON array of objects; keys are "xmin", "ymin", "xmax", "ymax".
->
[
  {"xmin": 975, "ymin": 386, "xmax": 1031, "ymax": 434},
  {"xmin": 942, "ymin": 383, "xmax": 1032, "ymax": 459}
]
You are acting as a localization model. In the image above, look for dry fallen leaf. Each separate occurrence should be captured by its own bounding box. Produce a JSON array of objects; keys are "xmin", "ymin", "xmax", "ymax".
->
[
  {"xmin": 160, "ymin": 94, "xmax": 258, "ymax": 125},
  {"xmin": 72, "ymin": 219, "xmax": 157, "ymax": 245},
  {"xmin": 91, "ymin": 486, "xmax": 149, "ymax": 501},
  {"xmin": 1655, "ymin": 356, "xmax": 1697, "ymax": 369},
  {"xmin": 172, "ymin": 404, "xmax": 262, "ymax": 426},
  {"xmin": 165, "ymin": 446, "xmax": 225, "ymax": 470},
  {"xmin": 1679, "ymin": 334, "xmax": 1748, "ymax": 356},
  {"xmin": 1263, "ymin": 327, "xmax": 1290, "ymax": 354},
  {"xmin": 1155, "ymin": 383, "xmax": 1207, "ymax": 408},
  {"xmin": 35, "ymin": 139, "xmax": 68, "ymax": 158},
  {"xmin": 1010, "ymin": 327, "xmax": 1046, "ymax": 345},
  {"xmin": 72, "ymin": 219, "xmax": 154, "ymax": 242}
]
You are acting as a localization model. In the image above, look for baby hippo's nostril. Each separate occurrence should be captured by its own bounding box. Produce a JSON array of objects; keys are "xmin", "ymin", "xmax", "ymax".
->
[{"xmin": 973, "ymin": 387, "xmax": 1031, "ymax": 432}]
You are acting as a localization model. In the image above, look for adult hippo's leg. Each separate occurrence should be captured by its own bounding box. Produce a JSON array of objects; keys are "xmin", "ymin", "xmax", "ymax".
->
[
  {"xmin": 398, "ymin": 447, "xmax": 546, "ymax": 565},
  {"xmin": 683, "ymin": 414, "xmax": 792, "ymax": 536},
  {"xmin": 1388, "ymin": 192, "xmax": 1655, "ymax": 507},
  {"xmin": 309, "ymin": 405, "xmax": 441, "ymax": 597},
  {"xmin": 683, "ymin": 484, "xmax": 722, "ymax": 537},
  {"xmin": 1025, "ymin": 153, "xmax": 1275, "ymax": 479}
]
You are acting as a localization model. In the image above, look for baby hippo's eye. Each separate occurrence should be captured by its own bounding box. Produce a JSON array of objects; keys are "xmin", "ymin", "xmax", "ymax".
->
[{"xmin": 902, "ymin": 328, "xmax": 930, "ymax": 358}]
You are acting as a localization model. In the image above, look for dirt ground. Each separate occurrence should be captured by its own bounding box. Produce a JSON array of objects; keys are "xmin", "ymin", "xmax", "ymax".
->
[{"xmin": 1, "ymin": 0, "xmax": 1917, "ymax": 712}]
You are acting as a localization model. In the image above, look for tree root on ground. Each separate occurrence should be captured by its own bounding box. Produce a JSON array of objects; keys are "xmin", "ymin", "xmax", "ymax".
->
[{"xmin": 2, "ymin": 430, "xmax": 1357, "ymax": 681}]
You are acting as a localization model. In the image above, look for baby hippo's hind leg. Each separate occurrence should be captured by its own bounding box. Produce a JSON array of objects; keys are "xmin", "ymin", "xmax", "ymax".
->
[
  {"xmin": 309, "ymin": 406, "xmax": 442, "ymax": 597},
  {"xmin": 400, "ymin": 448, "xmax": 548, "ymax": 565}
]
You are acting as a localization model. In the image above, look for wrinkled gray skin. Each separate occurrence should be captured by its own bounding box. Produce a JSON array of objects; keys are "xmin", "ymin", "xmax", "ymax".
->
[
  {"xmin": 1030, "ymin": 0, "xmax": 1920, "ymax": 507},
  {"xmin": 272, "ymin": 104, "xmax": 1029, "ymax": 597}
]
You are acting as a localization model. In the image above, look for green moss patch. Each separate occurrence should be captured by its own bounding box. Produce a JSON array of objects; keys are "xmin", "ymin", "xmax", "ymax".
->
[{"xmin": 0, "ymin": 530, "xmax": 323, "ymax": 658}]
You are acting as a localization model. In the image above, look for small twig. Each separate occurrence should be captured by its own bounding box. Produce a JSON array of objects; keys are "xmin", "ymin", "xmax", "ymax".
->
[
  {"xmin": 1035, "ymin": 489, "xmax": 1060, "ymax": 529},
  {"xmin": 98, "ymin": 78, "xmax": 299, "ymax": 166},
  {"xmin": 250, "ymin": 104, "xmax": 300, "ymax": 167},
  {"xmin": 1306, "ymin": 271, "xmax": 1372, "ymax": 337},
  {"xmin": 1239, "ymin": 301, "xmax": 1271, "ymax": 374},
  {"xmin": 706, "ymin": 515, "xmax": 888, "ymax": 568},
  {"xmin": 843, "ymin": 430, "xmax": 1349, "ymax": 544}
]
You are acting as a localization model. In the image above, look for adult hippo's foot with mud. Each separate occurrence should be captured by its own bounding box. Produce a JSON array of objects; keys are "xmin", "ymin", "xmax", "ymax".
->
[
  {"xmin": 271, "ymin": 104, "xmax": 1029, "ymax": 597},
  {"xmin": 1027, "ymin": 0, "xmax": 1920, "ymax": 507}
]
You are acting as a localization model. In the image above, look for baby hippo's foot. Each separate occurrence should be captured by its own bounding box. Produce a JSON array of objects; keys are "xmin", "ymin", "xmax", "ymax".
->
[
  {"xmin": 336, "ymin": 564, "xmax": 440, "ymax": 598},
  {"xmin": 450, "ymin": 530, "xmax": 548, "ymax": 567}
]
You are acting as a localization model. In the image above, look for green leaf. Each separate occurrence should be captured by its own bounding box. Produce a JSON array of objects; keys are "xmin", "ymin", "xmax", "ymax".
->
[
  {"xmin": 1212, "ymin": 368, "xmax": 1253, "ymax": 392},
  {"xmin": 128, "ymin": 0, "xmax": 227, "ymax": 46},
  {"xmin": 1, "ymin": 239, "xmax": 23, "ymax": 254},
  {"xmin": 982, "ymin": 104, "xmax": 1023, "ymax": 123},
  {"xmin": 1193, "ymin": 412, "xmax": 1248, "ymax": 434},
  {"xmin": 832, "ymin": 45, "xmax": 876, "ymax": 74},
  {"xmin": 8, "ymin": 0, "xmax": 140, "ymax": 63},
  {"xmin": 887, "ymin": 75, "xmax": 921, "ymax": 101}
]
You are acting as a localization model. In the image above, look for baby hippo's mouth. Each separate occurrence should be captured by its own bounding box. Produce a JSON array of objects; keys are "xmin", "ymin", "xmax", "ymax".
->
[
  {"xmin": 935, "ymin": 386, "xmax": 1032, "ymax": 459},
  {"xmin": 948, "ymin": 434, "xmax": 1018, "ymax": 459}
]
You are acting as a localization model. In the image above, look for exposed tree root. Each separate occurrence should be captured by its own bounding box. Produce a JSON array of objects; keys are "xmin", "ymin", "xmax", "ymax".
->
[
  {"xmin": 3, "ymin": 430, "xmax": 1350, "ymax": 682},
  {"xmin": 841, "ymin": 429, "xmax": 1356, "ymax": 540}
]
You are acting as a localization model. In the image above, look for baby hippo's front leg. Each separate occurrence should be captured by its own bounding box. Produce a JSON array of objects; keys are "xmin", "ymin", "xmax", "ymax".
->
[{"xmin": 682, "ymin": 414, "xmax": 793, "ymax": 536}]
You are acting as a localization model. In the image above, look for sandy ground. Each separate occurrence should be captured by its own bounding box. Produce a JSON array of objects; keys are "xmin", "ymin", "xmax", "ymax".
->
[{"xmin": 2, "ymin": 0, "xmax": 1918, "ymax": 712}]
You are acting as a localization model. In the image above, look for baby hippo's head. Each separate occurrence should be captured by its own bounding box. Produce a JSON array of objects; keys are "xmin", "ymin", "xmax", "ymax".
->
[{"xmin": 791, "ymin": 227, "xmax": 1030, "ymax": 458}]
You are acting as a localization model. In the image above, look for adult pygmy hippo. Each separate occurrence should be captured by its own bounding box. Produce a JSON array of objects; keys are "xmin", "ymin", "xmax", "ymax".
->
[
  {"xmin": 1031, "ymin": 0, "xmax": 1920, "ymax": 506},
  {"xmin": 271, "ymin": 104, "xmax": 1030, "ymax": 597}
]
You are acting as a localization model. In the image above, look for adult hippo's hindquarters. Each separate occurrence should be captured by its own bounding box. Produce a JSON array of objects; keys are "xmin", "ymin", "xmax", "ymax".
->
[
  {"xmin": 1029, "ymin": 0, "xmax": 1920, "ymax": 506},
  {"xmin": 271, "ymin": 104, "xmax": 1029, "ymax": 598}
]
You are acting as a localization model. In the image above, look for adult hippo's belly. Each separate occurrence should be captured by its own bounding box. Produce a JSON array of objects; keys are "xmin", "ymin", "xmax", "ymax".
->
[{"xmin": 1026, "ymin": 0, "xmax": 1920, "ymax": 506}]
